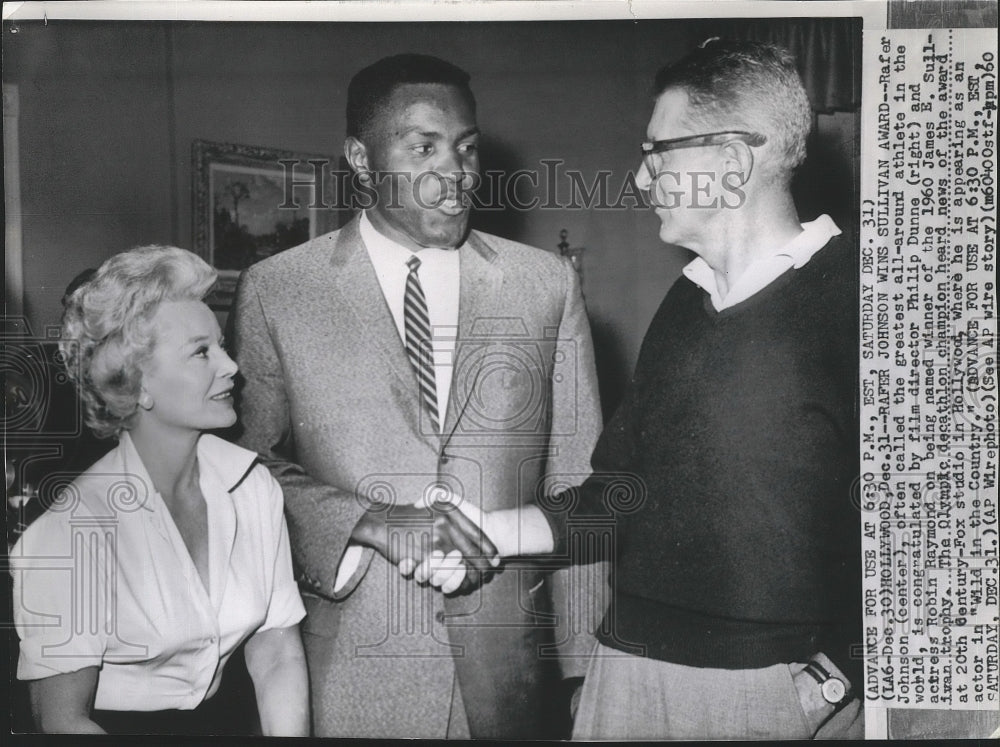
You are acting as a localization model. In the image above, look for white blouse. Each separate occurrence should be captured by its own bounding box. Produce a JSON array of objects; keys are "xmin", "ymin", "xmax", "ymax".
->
[{"xmin": 11, "ymin": 432, "xmax": 305, "ymax": 712}]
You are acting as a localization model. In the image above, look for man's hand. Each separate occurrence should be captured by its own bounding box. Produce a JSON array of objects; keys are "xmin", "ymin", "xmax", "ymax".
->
[
  {"xmin": 351, "ymin": 499, "xmax": 500, "ymax": 594},
  {"xmin": 405, "ymin": 500, "xmax": 557, "ymax": 593},
  {"xmin": 789, "ymin": 654, "xmax": 851, "ymax": 737}
]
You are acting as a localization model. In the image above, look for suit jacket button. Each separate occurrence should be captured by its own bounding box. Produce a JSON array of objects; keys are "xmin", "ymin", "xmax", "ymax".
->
[
  {"xmin": 440, "ymin": 454, "xmax": 450, "ymax": 465},
  {"xmin": 435, "ymin": 610, "xmax": 446, "ymax": 624}
]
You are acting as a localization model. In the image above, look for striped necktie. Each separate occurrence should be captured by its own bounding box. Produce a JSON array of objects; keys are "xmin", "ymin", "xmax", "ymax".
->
[{"xmin": 403, "ymin": 255, "xmax": 439, "ymax": 433}]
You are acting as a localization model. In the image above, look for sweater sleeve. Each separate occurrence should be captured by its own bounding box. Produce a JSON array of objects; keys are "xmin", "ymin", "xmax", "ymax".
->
[{"xmin": 540, "ymin": 377, "xmax": 645, "ymax": 559}]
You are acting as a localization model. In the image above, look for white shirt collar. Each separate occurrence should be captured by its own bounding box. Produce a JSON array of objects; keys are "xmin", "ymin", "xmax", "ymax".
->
[
  {"xmin": 357, "ymin": 211, "xmax": 461, "ymax": 435},
  {"xmin": 683, "ymin": 214, "xmax": 841, "ymax": 311},
  {"xmin": 118, "ymin": 430, "xmax": 259, "ymax": 495},
  {"xmin": 359, "ymin": 210, "xmax": 465, "ymax": 267},
  {"xmin": 359, "ymin": 210, "xmax": 419, "ymax": 268}
]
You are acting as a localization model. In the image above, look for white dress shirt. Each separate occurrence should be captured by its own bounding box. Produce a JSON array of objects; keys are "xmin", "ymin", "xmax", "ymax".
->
[
  {"xmin": 11, "ymin": 432, "xmax": 306, "ymax": 712},
  {"xmin": 683, "ymin": 214, "xmax": 842, "ymax": 310},
  {"xmin": 359, "ymin": 210, "xmax": 461, "ymax": 426}
]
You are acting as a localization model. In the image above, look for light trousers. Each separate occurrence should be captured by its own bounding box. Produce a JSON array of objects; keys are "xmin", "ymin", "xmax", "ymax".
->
[{"xmin": 573, "ymin": 642, "xmax": 863, "ymax": 740}]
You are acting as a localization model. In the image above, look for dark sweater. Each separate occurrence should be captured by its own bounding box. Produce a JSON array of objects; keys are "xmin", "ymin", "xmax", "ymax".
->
[{"xmin": 545, "ymin": 234, "xmax": 861, "ymax": 688}]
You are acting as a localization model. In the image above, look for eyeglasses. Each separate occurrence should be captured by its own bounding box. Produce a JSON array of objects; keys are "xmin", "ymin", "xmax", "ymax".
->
[{"xmin": 640, "ymin": 131, "xmax": 767, "ymax": 179}]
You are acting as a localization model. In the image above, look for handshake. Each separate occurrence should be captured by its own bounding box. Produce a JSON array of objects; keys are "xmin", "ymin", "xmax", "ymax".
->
[
  {"xmin": 351, "ymin": 490, "xmax": 551, "ymax": 595},
  {"xmin": 351, "ymin": 489, "xmax": 501, "ymax": 595}
]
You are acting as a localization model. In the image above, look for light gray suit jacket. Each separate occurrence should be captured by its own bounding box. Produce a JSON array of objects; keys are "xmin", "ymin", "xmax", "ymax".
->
[{"xmin": 231, "ymin": 216, "xmax": 603, "ymax": 738}]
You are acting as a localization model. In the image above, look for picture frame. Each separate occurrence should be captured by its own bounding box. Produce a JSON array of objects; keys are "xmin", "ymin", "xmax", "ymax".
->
[{"xmin": 192, "ymin": 139, "xmax": 335, "ymax": 310}]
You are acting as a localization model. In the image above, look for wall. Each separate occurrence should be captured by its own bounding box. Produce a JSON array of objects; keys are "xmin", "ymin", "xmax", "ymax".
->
[
  {"xmin": 5, "ymin": 22, "xmax": 175, "ymax": 337},
  {"xmin": 4, "ymin": 19, "xmax": 859, "ymax": 414}
]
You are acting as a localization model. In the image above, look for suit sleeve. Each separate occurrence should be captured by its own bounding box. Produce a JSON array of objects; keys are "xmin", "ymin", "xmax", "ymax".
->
[
  {"xmin": 539, "ymin": 361, "xmax": 643, "ymax": 558},
  {"xmin": 544, "ymin": 257, "xmax": 608, "ymax": 679},
  {"xmin": 230, "ymin": 268, "xmax": 374, "ymax": 600}
]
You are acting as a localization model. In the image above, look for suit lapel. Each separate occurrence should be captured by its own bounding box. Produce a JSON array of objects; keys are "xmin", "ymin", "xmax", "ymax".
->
[
  {"xmin": 328, "ymin": 217, "xmax": 438, "ymax": 445},
  {"xmin": 327, "ymin": 220, "xmax": 503, "ymax": 450},
  {"xmin": 442, "ymin": 232, "xmax": 504, "ymax": 445},
  {"xmin": 329, "ymin": 217, "xmax": 414, "ymax": 389}
]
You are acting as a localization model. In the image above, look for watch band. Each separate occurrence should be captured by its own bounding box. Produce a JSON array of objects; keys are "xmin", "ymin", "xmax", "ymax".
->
[{"xmin": 804, "ymin": 659, "xmax": 832, "ymax": 685}]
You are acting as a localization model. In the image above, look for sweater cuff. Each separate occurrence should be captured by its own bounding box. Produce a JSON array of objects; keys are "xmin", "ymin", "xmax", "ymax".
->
[{"xmin": 539, "ymin": 499, "xmax": 570, "ymax": 557}]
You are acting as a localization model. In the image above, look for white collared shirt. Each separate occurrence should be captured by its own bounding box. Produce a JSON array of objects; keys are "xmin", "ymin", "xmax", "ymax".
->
[
  {"xmin": 11, "ymin": 432, "xmax": 305, "ymax": 711},
  {"xmin": 359, "ymin": 210, "xmax": 461, "ymax": 429},
  {"xmin": 683, "ymin": 214, "xmax": 842, "ymax": 311}
]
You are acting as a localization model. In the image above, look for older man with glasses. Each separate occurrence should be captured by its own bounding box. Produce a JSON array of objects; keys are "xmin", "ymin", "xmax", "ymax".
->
[{"xmin": 455, "ymin": 38, "xmax": 862, "ymax": 740}]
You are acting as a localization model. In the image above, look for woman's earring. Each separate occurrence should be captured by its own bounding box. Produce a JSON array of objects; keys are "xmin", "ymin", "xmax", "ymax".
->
[{"xmin": 138, "ymin": 392, "xmax": 153, "ymax": 411}]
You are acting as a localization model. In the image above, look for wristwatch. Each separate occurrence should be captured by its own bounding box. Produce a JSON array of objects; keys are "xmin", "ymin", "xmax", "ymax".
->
[{"xmin": 804, "ymin": 658, "xmax": 849, "ymax": 707}]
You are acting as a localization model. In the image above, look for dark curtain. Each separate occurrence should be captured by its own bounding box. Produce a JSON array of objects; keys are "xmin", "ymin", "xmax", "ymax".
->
[{"xmin": 697, "ymin": 17, "xmax": 862, "ymax": 113}]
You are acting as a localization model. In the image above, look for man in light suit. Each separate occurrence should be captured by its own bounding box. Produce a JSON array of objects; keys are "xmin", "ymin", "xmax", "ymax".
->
[{"xmin": 230, "ymin": 54, "xmax": 603, "ymax": 738}]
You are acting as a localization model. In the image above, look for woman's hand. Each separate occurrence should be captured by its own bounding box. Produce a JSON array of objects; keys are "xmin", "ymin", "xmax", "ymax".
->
[
  {"xmin": 28, "ymin": 667, "xmax": 105, "ymax": 733},
  {"xmin": 244, "ymin": 625, "xmax": 310, "ymax": 736}
]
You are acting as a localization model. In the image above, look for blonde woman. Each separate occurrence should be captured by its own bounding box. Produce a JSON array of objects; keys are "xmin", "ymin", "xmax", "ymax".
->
[{"xmin": 11, "ymin": 246, "xmax": 308, "ymax": 735}]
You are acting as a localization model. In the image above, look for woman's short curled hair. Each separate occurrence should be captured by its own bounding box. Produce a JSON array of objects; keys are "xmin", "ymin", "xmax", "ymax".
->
[{"xmin": 59, "ymin": 245, "xmax": 217, "ymax": 439}]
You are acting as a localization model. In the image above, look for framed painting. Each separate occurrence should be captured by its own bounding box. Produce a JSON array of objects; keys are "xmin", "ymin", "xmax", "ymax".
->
[{"xmin": 192, "ymin": 139, "xmax": 335, "ymax": 310}]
